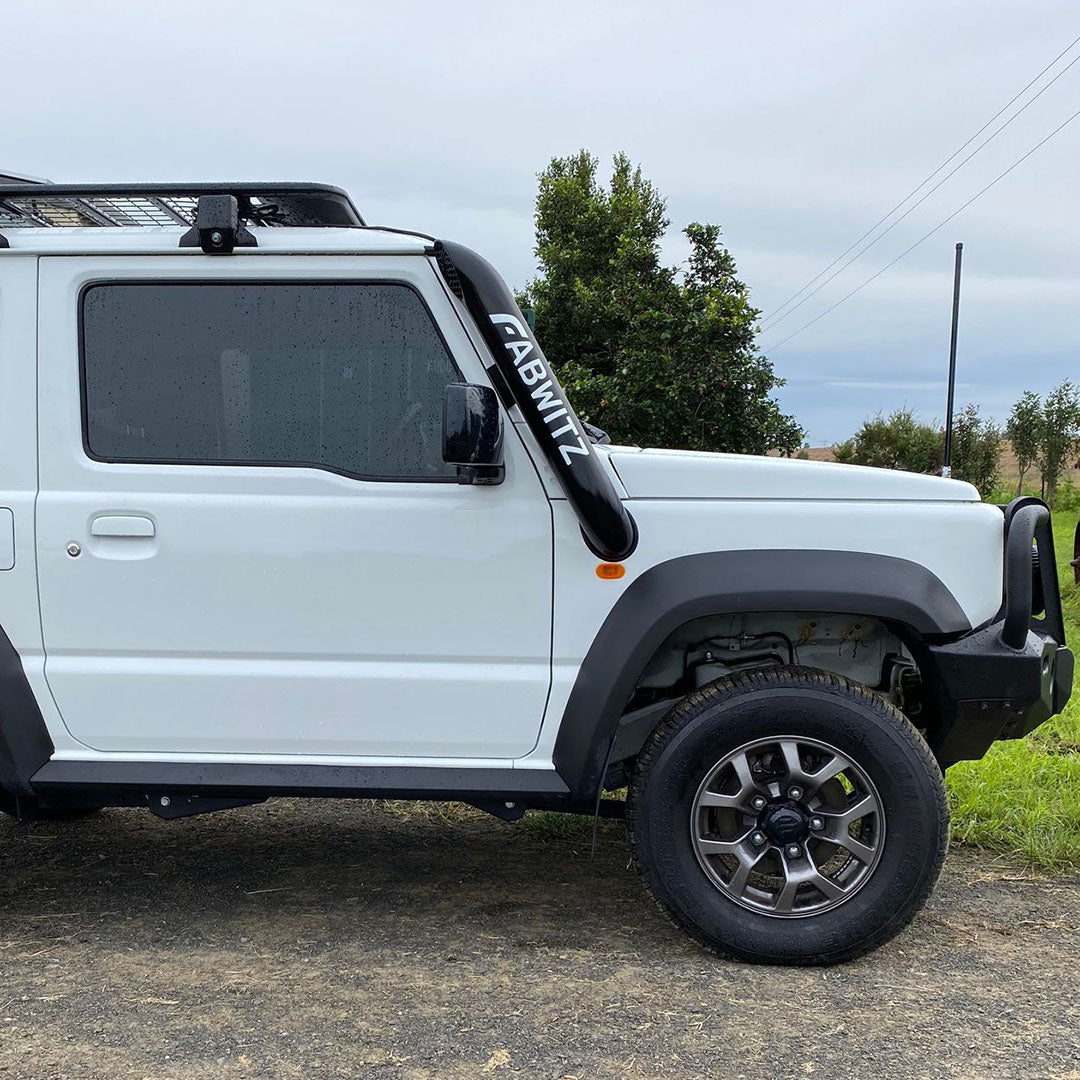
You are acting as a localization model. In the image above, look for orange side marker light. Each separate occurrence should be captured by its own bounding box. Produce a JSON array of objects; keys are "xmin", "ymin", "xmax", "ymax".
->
[{"xmin": 596, "ymin": 562, "xmax": 626, "ymax": 580}]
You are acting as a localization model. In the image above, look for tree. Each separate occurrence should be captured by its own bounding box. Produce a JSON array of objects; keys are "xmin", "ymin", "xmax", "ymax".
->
[
  {"xmin": 521, "ymin": 151, "xmax": 802, "ymax": 455},
  {"xmin": 833, "ymin": 408, "xmax": 940, "ymax": 473},
  {"xmin": 1039, "ymin": 380, "xmax": 1080, "ymax": 507},
  {"xmin": 1006, "ymin": 390, "xmax": 1043, "ymax": 495},
  {"xmin": 948, "ymin": 403, "xmax": 1001, "ymax": 497}
]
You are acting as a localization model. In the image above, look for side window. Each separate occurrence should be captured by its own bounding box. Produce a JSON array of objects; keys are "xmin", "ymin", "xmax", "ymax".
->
[{"xmin": 80, "ymin": 282, "xmax": 462, "ymax": 480}]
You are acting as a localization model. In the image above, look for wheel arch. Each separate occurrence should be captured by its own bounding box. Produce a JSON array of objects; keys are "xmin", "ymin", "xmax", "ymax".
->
[{"xmin": 551, "ymin": 548, "xmax": 970, "ymax": 803}]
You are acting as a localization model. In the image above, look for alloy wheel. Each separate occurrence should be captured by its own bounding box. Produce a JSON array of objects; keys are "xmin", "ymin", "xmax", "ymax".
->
[{"xmin": 690, "ymin": 735, "xmax": 886, "ymax": 918}]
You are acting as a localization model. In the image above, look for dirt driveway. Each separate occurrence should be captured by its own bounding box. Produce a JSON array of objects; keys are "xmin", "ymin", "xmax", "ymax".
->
[{"xmin": 0, "ymin": 800, "xmax": 1077, "ymax": 1080}]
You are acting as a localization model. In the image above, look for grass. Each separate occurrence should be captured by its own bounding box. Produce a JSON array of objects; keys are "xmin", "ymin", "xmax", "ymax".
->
[{"xmin": 946, "ymin": 501, "xmax": 1080, "ymax": 872}]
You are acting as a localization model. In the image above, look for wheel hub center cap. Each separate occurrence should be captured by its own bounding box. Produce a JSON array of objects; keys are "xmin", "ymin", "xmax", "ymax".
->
[{"xmin": 760, "ymin": 800, "xmax": 809, "ymax": 845}]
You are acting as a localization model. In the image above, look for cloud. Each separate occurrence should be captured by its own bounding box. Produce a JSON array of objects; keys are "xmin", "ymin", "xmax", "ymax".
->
[
  {"xmin": 3, "ymin": 0, "xmax": 1077, "ymax": 444},
  {"xmin": 824, "ymin": 380, "xmax": 961, "ymax": 392}
]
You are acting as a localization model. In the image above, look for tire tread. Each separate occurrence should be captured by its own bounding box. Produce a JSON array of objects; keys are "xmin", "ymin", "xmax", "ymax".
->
[{"xmin": 627, "ymin": 666, "xmax": 949, "ymax": 965}]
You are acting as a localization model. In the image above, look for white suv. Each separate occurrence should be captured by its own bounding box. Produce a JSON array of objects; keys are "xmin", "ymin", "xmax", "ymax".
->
[{"xmin": 0, "ymin": 181, "xmax": 1071, "ymax": 964}]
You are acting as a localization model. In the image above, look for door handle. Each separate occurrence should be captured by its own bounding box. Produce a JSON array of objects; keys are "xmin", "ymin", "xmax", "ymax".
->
[{"xmin": 90, "ymin": 515, "xmax": 156, "ymax": 539}]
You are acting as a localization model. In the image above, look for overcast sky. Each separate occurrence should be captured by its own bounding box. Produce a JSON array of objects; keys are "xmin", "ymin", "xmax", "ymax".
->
[{"xmin": 5, "ymin": 1, "xmax": 1078, "ymax": 444}]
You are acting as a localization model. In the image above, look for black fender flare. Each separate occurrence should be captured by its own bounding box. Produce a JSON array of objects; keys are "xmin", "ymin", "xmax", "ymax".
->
[
  {"xmin": 551, "ymin": 549, "xmax": 971, "ymax": 803},
  {"xmin": 0, "ymin": 624, "xmax": 54, "ymax": 796}
]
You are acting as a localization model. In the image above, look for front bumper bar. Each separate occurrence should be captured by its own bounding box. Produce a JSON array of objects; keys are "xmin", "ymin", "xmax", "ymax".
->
[{"xmin": 922, "ymin": 497, "xmax": 1074, "ymax": 767}]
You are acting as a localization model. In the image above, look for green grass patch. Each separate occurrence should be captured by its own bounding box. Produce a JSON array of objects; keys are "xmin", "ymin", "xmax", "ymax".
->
[{"xmin": 947, "ymin": 504, "xmax": 1080, "ymax": 872}]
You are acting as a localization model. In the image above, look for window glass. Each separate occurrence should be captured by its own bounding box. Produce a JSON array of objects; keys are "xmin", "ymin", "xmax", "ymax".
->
[{"xmin": 81, "ymin": 282, "xmax": 461, "ymax": 479}]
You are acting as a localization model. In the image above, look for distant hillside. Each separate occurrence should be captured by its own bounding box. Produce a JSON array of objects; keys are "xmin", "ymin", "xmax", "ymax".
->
[
  {"xmin": 769, "ymin": 441, "xmax": 1077, "ymax": 493},
  {"xmin": 766, "ymin": 446, "xmax": 836, "ymax": 462}
]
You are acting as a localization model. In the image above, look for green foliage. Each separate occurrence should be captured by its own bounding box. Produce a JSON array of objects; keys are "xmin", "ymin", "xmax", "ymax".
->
[
  {"xmin": 1001, "ymin": 383, "xmax": 1080, "ymax": 506},
  {"xmin": 834, "ymin": 403, "xmax": 997, "ymax": 497},
  {"xmin": 948, "ymin": 403, "xmax": 1001, "ymax": 497},
  {"xmin": 1039, "ymin": 380, "xmax": 1080, "ymax": 508},
  {"xmin": 1006, "ymin": 390, "xmax": 1043, "ymax": 496},
  {"xmin": 833, "ymin": 408, "xmax": 940, "ymax": 473},
  {"xmin": 947, "ymin": 505, "xmax": 1080, "ymax": 872},
  {"xmin": 522, "ymin": 151, "xmax": 802, "ymax": 455},
  {"xmin": 1052, "ymin": 479, "xmax": 1080, "ymax": 513}
]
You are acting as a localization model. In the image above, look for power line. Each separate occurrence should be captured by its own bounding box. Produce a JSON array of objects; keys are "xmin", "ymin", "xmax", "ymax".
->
[
  {"xmin": 761, "ymin": 33, "xmax": 1080, "ymax": 332},
  {"xmin": 761, "ymin": 48, "xmax": 1080, "ymax": 333},
  {"xmin": 761, "ymin": 102, "xmax": 1080, "ymax": 353}
]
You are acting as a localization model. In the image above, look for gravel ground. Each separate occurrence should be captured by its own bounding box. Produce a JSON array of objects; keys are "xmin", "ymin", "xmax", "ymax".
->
[{"xmin": 0, "ymin": 799, "xmax": 1077, "ymax": 1080}]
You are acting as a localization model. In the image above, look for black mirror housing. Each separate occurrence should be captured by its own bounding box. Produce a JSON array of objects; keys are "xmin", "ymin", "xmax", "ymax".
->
[{"xmin": 443, "ymin": 383, "xmax": 504, "ymax": 485}]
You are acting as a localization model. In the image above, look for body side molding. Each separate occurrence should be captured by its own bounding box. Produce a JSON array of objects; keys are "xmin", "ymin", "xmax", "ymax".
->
[
  {"xmin": 31, "ymin": 760, "xmax": 570, "ymax": 801},
  {"xmin": 551, "ymin": 548, "xmax": 972, "ymax": 803}
]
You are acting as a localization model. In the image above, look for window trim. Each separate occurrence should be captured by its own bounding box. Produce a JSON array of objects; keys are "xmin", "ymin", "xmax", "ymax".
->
[{"xmin": 77, "ymin": 278, "xmax": 471, "ymax": 484}]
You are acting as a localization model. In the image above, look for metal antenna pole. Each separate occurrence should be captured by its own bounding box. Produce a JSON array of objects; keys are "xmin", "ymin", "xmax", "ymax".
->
[{"xmin": 941, "ymin": 242, "xmax": 963, "ymax": 478}]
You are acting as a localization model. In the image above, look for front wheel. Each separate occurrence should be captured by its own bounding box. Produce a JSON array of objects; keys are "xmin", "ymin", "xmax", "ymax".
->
[{"xmin": 628, "ymin": 667, "xmax": 948, "ymax": 965}]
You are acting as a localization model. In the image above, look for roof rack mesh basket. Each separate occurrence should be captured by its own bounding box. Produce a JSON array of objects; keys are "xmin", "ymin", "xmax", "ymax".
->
[{"xmin": 0, "ymin": 183, "xmax": 364, "ymax": 230}]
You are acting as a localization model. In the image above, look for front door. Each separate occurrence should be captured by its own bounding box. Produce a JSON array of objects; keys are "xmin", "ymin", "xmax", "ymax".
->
[{"xmin": 35, "ymin": 254, "xmax": 553, "ymax": 760}]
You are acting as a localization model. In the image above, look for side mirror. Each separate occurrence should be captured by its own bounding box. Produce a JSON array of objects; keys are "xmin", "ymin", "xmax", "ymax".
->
[{"xmin": 443, "ymin": 383, "xmax": 505, "ymax": 485}]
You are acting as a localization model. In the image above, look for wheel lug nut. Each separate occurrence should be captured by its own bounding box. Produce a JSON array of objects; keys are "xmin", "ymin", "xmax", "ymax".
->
[
  {"xmin": 751, "ymin": 831, "xmax": 767, "ymax": 846},
  {"xmin": 788, "ymin": 786, "xmax": 804, "ymax": 801},
  {"xmin": 810, "ymin": 816, "xmax": 824, "ymax": 831},
  {"xmin": 750, "ymin": 795, "xmax": 767, "ymax": 811},
  {"xmin": 786, "ymin": 844, "xmax": 801, "ymax": 858}
]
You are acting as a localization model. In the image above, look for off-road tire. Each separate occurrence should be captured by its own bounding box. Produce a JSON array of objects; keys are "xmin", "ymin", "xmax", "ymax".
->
[{"xmin": 628, "ymin": 666, "xmax": 949, "ymax": 965}]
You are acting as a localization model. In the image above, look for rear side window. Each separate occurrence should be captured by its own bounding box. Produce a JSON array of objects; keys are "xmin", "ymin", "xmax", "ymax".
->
[{"xmin": 80, "ymin": 282, "xmax": 461, "ymax": 480}]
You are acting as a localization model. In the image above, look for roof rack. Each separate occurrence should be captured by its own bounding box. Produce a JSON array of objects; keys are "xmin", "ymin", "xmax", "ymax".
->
[{"xmin": 0, "ymin": 182, "xmax": 365, "ymax": 234}]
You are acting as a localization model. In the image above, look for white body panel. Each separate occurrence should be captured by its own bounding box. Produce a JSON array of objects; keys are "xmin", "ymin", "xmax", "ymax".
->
[
  {"xmin": 34, "ymin": 255, "xmax": 554, "ymax": 759},
  {"xmin": 0, "ymin": 225, "xmax": 431, "ymax": 258},
  {"xmin": 0, "ymin": 257, "xmax": 79, "ymax": 759},
  {"xmin": 0, "ymin": 226, "xmax": 1008, "ymax": 773},
  {"xmin": 606, "ymin": 446, "xmax": 981, "ymax": 502},
  {"xmin": 522, "ymin": 488, "xmax": 1005, "ymax": 767}
]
